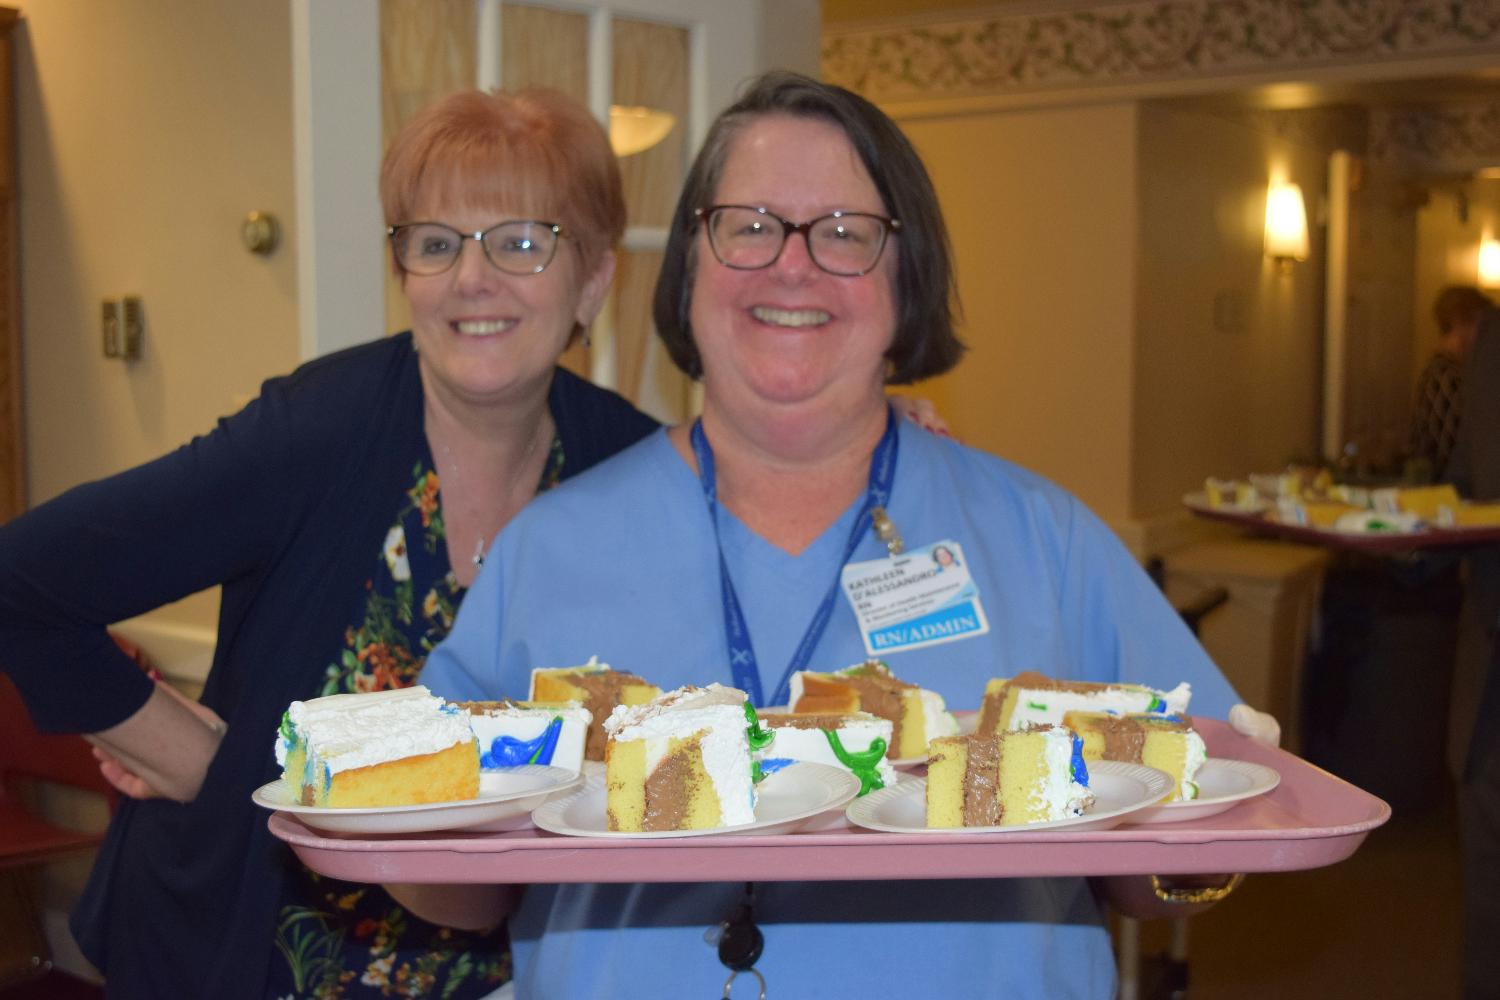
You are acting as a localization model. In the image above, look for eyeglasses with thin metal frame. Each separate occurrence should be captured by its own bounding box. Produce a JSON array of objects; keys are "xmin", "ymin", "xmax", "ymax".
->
[
  {"xmin": 695, "ymin": 205, "xmax": 901, "ymax": 277},
  {"xmin": 387, "ymin": 220, "xmax": 567, "ymax": 276}
]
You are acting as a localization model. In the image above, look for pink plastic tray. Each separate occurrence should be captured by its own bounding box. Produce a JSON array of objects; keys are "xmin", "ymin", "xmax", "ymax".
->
[
  {"xmin": 267, "ymin": 719, "xmax": 1389, "ymax": 884},
  {"xmin": 1185, "ymin": 501, "xmax": 1500, "ymax": 553}
]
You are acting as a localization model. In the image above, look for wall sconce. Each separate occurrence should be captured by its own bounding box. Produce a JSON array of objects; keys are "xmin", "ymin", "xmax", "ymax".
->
[
  {"xmin": 1480, "ymin": 237, "xmax": 1500, "ymax": 288},
  {"xmin": 1265, "ymin": 181, "xmax": 1309, "ymax": 272},
  {"xmin": 609, "ymin": 105, "xmax": 675, "ymax": 158}
]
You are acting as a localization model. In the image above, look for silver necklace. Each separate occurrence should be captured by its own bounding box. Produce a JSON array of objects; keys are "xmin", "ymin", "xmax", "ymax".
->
[{"xmin": 437, "ymin": 422, "xmax": 546, "ymax": 569}]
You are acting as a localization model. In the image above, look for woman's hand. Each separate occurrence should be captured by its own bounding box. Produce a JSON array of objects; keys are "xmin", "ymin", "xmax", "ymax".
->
[
  {"xmin": 86, "ymin": 680, "xmax": 227, "ymax": 802},
  {"xmin": 1097, "ymin": 872, "xmax": 1244, "ymax": 920},
  {"xmin": 1228, "ymin": 704, "xmax": 1280, "ymax": 746},
  {"xmin": 888, "ymin": 394, "xmax": 954, "ymax": 440},
  {"xmin": 384, "ymin": 883, "xmax": 519, "ymax": 930}
]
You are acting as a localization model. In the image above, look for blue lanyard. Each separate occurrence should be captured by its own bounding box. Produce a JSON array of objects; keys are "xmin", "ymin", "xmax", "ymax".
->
[{"xmin": 689, "ymin": 409, "xmax": 899, "ymax": 707}]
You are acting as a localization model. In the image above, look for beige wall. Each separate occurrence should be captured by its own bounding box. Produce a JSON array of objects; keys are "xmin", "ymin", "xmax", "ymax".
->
[
  {"xmin": 902, "ymin": 99, "xmax": 1330, "ymax": 539},
  {"xmin": 900, "ymin": 103, "xmax": 1140, "ymax": 526},
  {"xmin": 15, "ymin": 0, "xmax": 299, "ymax": 510},
  {"xmin": 1133, "ymin": 104, "xmax": 1324, "ymax": 518}
]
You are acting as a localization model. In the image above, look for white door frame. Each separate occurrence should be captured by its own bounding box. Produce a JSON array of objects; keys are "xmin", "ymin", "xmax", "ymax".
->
[{"xmin": 289, "ymin": 0, "xmax": 767, "ymax": 363}]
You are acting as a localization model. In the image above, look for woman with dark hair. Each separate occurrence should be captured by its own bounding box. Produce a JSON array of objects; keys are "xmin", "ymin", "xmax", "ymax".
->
[{"xmin": 422, "ymin": 71, "xmax": 1275, "ymax": 999}]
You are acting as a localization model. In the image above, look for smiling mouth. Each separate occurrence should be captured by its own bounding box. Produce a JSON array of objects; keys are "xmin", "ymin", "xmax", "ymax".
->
[
  {"xmin": 751, "ymin": 306, "xmax": 831, "ymax": 328},
  {"xmin": 453, "ymin": 319, "xmax": 518, "ymax": 336}
]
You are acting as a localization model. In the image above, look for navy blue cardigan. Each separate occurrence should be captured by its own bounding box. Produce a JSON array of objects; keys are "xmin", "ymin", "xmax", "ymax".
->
[{"xmin": 0, "ymin": 332, "xmax": 658, "ymax": 997}]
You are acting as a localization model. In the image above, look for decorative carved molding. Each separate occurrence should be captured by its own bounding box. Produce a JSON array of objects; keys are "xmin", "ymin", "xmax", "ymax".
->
[
  {"xmin": 823, "ymin": 0, "xmax": 1500, "ymax": 104},
  {"xmin": 1370, "ymin": 100, "xmax": 1500, "ymax": 173}
]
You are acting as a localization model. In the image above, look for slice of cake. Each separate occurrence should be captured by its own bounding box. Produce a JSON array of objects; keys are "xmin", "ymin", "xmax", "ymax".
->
[
  {"xmin": 274, "ymin": 686, "xmax": 478, "ymax": 808},
  {"xmin": 1273, "ymin": 496, "xmax": 1361, "ymax": 528},
  {"xmin": 757, "ymin": 712, "xmax": 896, "ymax": 796},
  {"xmin": 977, "ymin": 670, "xmax": 1190, "ymax": 734},
  {"xmin": 926, "ymin": 727, "xmax": 1093, "ymax": 828},
  {"xmin": 529, "ymin": 658, "xmax": 659, "ymax": 762},
  {"xmin": 787, "ymin": 660, "xmax": 958, "ymax": 760},
  {"xmin": 1371, "ymin": 484, "xmax": 1460, "ymax": 523},
  {"xmin": 1437, "ymin": 501, "xmax": 1500, "ymax": 528},
  {"xmin": 1062, "ymin": 710, "xmax": 1207, "ymax": 801},
  {"xmin": 461, "ymin": 700, "xmax": 592, "ymax": 775},
  {"xmin": 603, "ymin": 683, "xmax": 757, "ymax": 832}
]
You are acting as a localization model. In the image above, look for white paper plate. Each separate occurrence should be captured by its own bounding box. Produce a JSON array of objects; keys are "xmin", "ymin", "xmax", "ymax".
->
[
  {"xmin": 1123, "ymin": 758, "xmax": 1281, "ymax": 824},
  {"xmin": 532, "ymin": 761, "xmax": 859, "ymax": 839},
  {"xmin": 1182, "ymin": 491, "xmax": 1271, "ymax": 516},
  {"xmin": 252, "ymin": 764, "xmax": 580, "ymax": 835},
  {"xmin": 845, "ymin": 760, "xmax": 1171, "ymax": 834}
]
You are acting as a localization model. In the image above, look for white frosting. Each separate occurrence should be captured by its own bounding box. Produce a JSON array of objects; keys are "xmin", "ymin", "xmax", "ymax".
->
[
  {"xmin": 1331, "ymin": 510, "xmax": 1424, "ymax": 534},
  {"xmin": 787, "ymin": 671, "xmax": 807, "ymax": 708},
  {"xmin": 467, "ymin": 703, "xmax": 592, "ymax": 775},
  {"xmin": 1005, "ymin": 681, "xmax": 1191, "ymax": 730},
  {"xmin": 919, "ymin": 689, "xmax": 960, "ymax": 746},
  {"xmin": 275, "ymin": 686, "xmax": 471, "ymax": 776},
  {"xmin": 606, "ymin": 684, "xmax": 755, "ymax": 826},
  {"xmin": 1031, "ymin": 728, "xmax": 1094, "ymax": 821},
  {"xmin": 1179, "ymin": 728, "xmax": 1209, "ymax": 799},
  {"xmin": 759, "ymin": 713, "xmax": 898, "ymax": 790}
]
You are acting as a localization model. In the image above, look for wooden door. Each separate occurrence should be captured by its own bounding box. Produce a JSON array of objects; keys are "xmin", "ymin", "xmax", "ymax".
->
[{"xmin": 0, "ymin": 8, "xmax": 21, "ymax": 524}]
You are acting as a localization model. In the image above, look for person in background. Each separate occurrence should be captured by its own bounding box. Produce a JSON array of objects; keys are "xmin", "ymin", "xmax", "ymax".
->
[
  {"xmin": 0, "ymin": 88, "xmax": 658, "ymax": 999},
  {"xmin": 1409, "ymin": 285, "xmax": 1493, "ymax": 482},
  {"xmin": 1447, "ymin": 305, "xmax": 1500, "ymax": 999},
  {"xmin": 418, "ymin": 70, "xmax": 1280, "ymax": 1000}
]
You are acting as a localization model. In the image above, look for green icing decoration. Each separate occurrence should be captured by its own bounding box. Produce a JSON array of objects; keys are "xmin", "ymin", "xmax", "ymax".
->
[
  {"xmin": 823, "ymin": 730, "xmax": 888, "ymax": 795},
  {"xmin": 745, "ymin": 702, "xmax": 774, "ymax": 784},
  {"xmin": 1185, "ymin": 781, "xmax": 1199, "ymax": 800},
  {"xmin": 1026, "ymin": 700, "xmax": 1048, "ymax": 712},
  {"xmin": 744, "ymin": 702, "xmax": 774, "ymax": 751},
  {"xmin": 279, "ymin": 711, "xmax": 295, "ymax": 743}
]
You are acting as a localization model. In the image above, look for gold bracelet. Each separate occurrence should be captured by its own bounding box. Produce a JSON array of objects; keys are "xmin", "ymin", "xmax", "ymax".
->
[{"xmin": 1150, "ymin": 873, "xmax": 1244, "ymax": 904}]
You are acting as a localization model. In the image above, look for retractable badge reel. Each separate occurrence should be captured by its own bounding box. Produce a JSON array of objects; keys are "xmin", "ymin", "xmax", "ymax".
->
[{"xmin": 708, "ymin": 882, "xmax": 766, "ymax": 998}]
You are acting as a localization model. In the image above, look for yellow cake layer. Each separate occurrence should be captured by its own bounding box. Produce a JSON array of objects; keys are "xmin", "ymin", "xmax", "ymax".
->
[
  {"xmin": 925, "ymin": 736, "xmax": 969, "ymax": 828},
  {"xmin": 790, "ymin": 674, "xmax": 862, "ymax": 714},
  {"xmin": 1451, "ymin": 502, "xmax": 1500, "ymax": 528},
  {"xmin": 996, "ymin": 730, "xmax": 1055, "ymax": 825},
  {"xmin": 1388, "ymin": 484, "xmax": 1461, "ymax": 521},
  {"xmin": 893, "ymin": 689, "xmax": 926, "ymax": 760},
  {"xmin": 301, "ymin": 738, "xmax": 479, "ymax": 808},
  {"xmin": 792, "ymin": 665, "xmax": 927, "ymax": 758},
  {"xmin": 1064, "ymin": 710, "xmax": 1197, "ymax": 801},
  {"xmin": 1289, "ymin": 500, "xmax": 1359, "ymax": 528},
  {"xmin": 926, "ymin": 731, "xmax": 1059, "ymax": 828},
  {"xmin": 531, "ymin": 668, "xmax": 659, "ymax": 762},
  {"xmin": 979, "ymin": 677, "xmax": 1019, "ymax": 736},
  {"xmin": 605, "ymin": 738, "xmax": 647, "ymax": 831},
  {"xmin": 605, "ymin": 732, "xmax": 721, "ymax": 832}
]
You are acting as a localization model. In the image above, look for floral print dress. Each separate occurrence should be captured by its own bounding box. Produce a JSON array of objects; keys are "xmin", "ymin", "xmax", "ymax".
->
[{"xmin": 269, "ymin": 441, "xmax": 563, "ymax": 1000}]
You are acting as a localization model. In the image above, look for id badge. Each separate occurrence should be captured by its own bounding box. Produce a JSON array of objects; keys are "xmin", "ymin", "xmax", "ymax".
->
[{"xmin": 840, "ymin": 540, "xmax": 990, "ymax": 656}]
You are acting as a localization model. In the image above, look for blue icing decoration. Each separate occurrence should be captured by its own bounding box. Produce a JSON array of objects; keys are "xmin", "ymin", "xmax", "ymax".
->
[
  {"xmin": 1069, "ymin": 734, "xmax": 1090, "ymax": 787},
  {"xmin": 1146, "ymin": 696, "xmax": 1166, "ymax": 713},
  {"xmin": 758, "ymin": 758, "xmax": 796, "ymax": 776},
  {"xmin": 482, "ymin": 717, "xmax": 563, "ymax": 768}
]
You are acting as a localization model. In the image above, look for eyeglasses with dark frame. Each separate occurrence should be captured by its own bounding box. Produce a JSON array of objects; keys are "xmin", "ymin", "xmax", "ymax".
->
[
  {"xmin": 387, "ymin": 220, "xmax": 567, "ymax": 277},
  {"xmin": 695, "ymin": 205, "xmax": 901, "ymax": 277}
]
